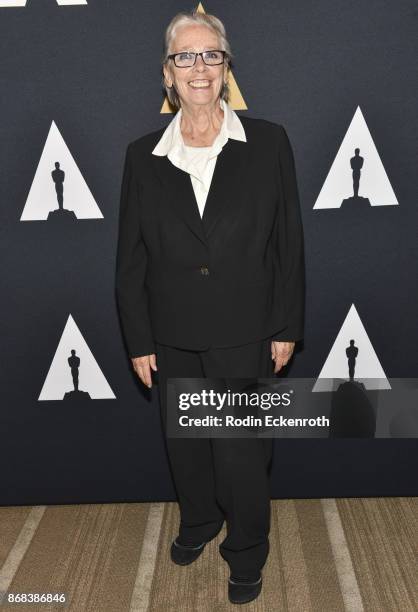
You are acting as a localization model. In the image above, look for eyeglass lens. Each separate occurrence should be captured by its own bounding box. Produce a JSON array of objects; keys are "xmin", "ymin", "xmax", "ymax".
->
[{"xmin": 174, "ymin": 50, "xmax": 224, "ymax": 67}]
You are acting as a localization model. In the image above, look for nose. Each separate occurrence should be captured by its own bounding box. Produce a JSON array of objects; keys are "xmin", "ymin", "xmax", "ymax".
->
[{"xmin": 194, "ymin": 53, "xmax": 207, "ymax": 70}]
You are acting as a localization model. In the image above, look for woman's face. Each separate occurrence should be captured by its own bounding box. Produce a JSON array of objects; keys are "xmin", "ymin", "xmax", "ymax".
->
[{"xmin": 164, "ymin": 24, "xmax": 228, "ymax": 109}]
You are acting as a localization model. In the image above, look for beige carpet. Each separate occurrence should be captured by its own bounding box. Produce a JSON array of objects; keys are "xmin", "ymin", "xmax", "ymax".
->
[{"xmin": 0, "ymin": 498, "xmax": 416, "ymax": 611}]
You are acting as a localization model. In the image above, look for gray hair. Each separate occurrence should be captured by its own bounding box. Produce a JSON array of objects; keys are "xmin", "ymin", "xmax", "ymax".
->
[{"xmin": 161, "ymin": 10, "xmax": 234, "ymax": 111}]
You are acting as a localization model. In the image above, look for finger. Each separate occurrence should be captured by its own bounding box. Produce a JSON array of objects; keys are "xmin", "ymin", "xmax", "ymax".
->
[
  {"xmin": 135, "ymin": 362, "xmax": 152, "ymax": 389},
  {"xmin": 149, "ymin": 353, "xmax": 158, "ymax": 371},
  {"xmin": 274, "ymin": 356, "xmax": 290, "ymax": 373},
  {"xmin": 141, "ymin": 363, "xmax": 152, "ymax": 388},
  {"xmin": 273, "ymin": 355, "xmax": 285, "ymax": 373},
  {"xmin": 273, "ymin": 358, "xmax": 283, "ymax": 374}
]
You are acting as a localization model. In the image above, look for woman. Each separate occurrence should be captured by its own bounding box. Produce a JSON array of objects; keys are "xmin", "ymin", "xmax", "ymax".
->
[{"xmin": 115, "ymin": 10, "xmax": 305, "ymax": 605}]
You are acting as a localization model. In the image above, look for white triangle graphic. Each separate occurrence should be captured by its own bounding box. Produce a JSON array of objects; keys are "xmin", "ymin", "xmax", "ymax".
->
[
  {"xmin": 21, "ymin": 120, "xmax": 102, "ymax": 220},
  {"xmin": 312, "ymin": 303, "xmax": 390, "ymax": 391},
  {"xmin": 38, "ymin": 314, "xmax": 115, "ymax": 400},
  {"xmin": 314, "ymin": 106, "xmax": 398, "ymax": 209}
]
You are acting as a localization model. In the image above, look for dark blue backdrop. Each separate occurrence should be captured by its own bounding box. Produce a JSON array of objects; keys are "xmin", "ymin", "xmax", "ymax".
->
[{"xmin": 1, "ymin": 0, "xmax": 417, "ymax": 505}]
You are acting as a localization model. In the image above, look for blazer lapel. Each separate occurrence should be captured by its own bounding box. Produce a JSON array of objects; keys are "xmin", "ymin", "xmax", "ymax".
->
[
  {"xmin": 202, "ymin": 139, "xmax": 249, "ymax": 238},
  {"xmin": 151, "ymin": 138, "xmax": 250, "ymax": 246}
]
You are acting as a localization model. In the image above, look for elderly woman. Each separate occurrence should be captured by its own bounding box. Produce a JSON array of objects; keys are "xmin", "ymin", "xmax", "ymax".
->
[{"xmin": 115, "ymin": 10, "xmax": 305, "ymax": 605}]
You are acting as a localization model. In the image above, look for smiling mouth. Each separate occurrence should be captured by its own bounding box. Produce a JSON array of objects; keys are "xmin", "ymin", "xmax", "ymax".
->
[{"xmin": 188, "ymin": 80, "xmax": 211, "ymax": 88}]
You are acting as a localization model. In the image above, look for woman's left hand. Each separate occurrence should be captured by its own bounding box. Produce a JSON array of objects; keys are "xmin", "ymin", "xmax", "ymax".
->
[{"xmin": 271, "ymin": 341, "xmax": 295, "ymax": 373}]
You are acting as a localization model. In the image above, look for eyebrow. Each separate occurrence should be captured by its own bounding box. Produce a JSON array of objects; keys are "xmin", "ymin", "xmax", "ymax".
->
[{"xmin": 175, "ymin": 46, "xmax": 218, "ymax": 52}]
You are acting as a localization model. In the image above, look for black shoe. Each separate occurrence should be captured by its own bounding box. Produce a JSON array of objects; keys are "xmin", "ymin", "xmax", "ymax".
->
[
  {"xmin": 170, "ymin": 538, "xmax": 206, "ymax": 566},
  {"xmin": 228, "ymin": 574, "xmax": 262, "ymax": 604}
]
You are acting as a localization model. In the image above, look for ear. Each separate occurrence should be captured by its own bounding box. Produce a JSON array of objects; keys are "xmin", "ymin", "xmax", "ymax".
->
[{"xmin": 163, "ymin": 64, "xmax": 172, "ymax": 87}]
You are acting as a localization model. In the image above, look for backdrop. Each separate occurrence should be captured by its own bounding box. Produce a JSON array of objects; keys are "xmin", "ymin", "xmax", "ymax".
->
[{"xmin": 1, "ymin": 0, "xmax": 417, "ymax": 506}]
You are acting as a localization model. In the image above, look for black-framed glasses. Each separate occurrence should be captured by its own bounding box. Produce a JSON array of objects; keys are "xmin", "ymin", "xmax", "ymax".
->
[{"xmin": 167, "ymin": 50, "xmax": 226, "ymax": 68}]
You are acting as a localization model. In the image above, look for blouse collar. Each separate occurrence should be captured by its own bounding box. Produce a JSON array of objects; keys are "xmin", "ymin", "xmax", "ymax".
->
[{"xmin": 152, "ymin": 97, "xmax": 247, "ymax": 162}]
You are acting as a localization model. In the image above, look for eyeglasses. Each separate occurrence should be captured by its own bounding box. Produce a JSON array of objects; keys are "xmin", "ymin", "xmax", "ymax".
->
[{"xmin": 167, "ymin": 50, "xmax": 226, "ymax": 68}]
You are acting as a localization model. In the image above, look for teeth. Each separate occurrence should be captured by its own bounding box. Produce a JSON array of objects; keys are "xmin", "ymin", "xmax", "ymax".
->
[{"xmin": 189, "ymin": 80, "xmax": 210, "ymax": 88}]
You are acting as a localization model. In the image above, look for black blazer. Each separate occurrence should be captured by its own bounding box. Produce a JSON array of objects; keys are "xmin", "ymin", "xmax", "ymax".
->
[{"xmin": 115, "ymin": 114, "xmax": 305, "ymax": 358}]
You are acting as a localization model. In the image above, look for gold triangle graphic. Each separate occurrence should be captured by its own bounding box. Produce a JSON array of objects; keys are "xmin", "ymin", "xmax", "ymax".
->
[{"xmin": 160, "ymin": 2, "xmax": 247, "ymax": 113}]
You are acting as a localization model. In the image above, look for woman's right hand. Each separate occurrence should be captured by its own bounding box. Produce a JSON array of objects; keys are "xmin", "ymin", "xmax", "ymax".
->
[{"xmin": 131, "ymin": 354, "xmax": 157, "ymax": 389}]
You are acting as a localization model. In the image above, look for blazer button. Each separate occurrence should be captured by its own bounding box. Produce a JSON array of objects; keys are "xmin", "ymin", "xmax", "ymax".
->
[{"xmin": 200, "ymin": 266, "xmax": 210, "ymax": 275}]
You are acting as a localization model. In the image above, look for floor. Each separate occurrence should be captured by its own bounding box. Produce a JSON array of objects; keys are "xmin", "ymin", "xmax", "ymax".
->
[{"xmin": 0, "ymin": 497, "xmax": 416, "ymax": 611}]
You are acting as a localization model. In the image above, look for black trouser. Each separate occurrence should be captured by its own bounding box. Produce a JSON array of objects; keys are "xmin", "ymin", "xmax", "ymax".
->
[{"xmin": 155, "ymin": 336, "xmax": 275, "ymax": 580}]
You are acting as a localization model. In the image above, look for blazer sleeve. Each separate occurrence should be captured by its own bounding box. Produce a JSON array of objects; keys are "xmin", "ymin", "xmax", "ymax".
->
[
  {"xmin": 271, "ymin": 124, "xmax": 306, "ymax": 342},
  {"xmin": 115, "ymin": 142, "xmax": 156, "ymax": 358}
]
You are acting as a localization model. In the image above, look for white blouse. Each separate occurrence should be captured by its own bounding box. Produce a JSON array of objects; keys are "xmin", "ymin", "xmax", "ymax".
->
[
  {"xmin": 182, "ymin": 144, "xmax": 214, "ymax": 217},
  {"xmin": 152, "ymin": 98, "xmax": 247, "ymax": 219}
]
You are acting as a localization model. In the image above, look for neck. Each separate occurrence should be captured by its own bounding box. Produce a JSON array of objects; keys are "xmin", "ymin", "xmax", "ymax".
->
[{"xmin": 180, "ymin": 100, "xmax": 224, "ymax": 142}]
